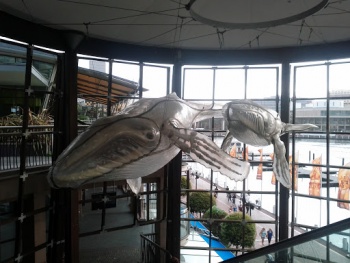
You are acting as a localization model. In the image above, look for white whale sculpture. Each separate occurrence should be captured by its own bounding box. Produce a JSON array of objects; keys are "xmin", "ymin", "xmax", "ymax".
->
[
  {"xmin": 221, "ymin": 100, "xmax": 317, "ymax": 189},
  {"xmin": 48, "ymin": 93, "xmax": 250, "ymax": 193}
]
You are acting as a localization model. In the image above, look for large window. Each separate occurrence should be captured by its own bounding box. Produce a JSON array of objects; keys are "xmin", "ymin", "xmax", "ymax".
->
[
  {"xmin": 181, "ymin": 64, "xmax": 281, "ymax": 261},
  {"xmin": 0, "ymin": 39, "xmax": 60, "ymax": 263},
  {"xmin": 291, "ymin": 60, "xmax": 350, "ymax": 232},
  {"xmin": 75, "ymin": 55, "xmax": 172, "ymax": 259}
]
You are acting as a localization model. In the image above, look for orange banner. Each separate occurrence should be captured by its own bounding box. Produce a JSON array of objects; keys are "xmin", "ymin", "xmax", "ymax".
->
[
  {"xmin": 289, "ymin": 151, "xmax": 299, "ymax": 191},
  {"xmin": 229, "ymin": 143, "xmax": 237, "ymax": 158},
  {"xmin": 309, "ymin": 155, "xmax": 322, "ymax": 196},
  {"xmin": 337, "ymin": 163, "xmax": 350, "ymax": 210},
  {"xmin": 256, "ymin": 149, "xmax": 263, "ymax": 180}
]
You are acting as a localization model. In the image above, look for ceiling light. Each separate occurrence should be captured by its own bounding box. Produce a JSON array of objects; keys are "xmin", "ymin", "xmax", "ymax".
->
[{"xmin": 186, "ymin": 0, "xmax": 329, "ymax": 29}]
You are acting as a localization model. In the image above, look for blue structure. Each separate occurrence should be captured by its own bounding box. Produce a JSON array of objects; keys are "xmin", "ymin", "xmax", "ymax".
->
[{"xmin": 190, "ymin": 214, "xmax": 235, "ymax": 260}]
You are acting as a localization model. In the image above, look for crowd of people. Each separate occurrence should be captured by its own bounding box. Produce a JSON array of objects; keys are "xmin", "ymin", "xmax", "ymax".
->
[{"xmin": 226, "ymin": 190, "xmax": 256, "ymax": 215}]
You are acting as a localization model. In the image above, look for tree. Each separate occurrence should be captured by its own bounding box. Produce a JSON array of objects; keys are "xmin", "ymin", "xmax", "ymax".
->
[
  {"xmin": 189, "ymin": 192, "xmax": 216, "ymax": 216},
  {"xmin": 180, "ymin": 175, "xmax": 192, "ymax": 196},
  {"xmin": 220, "ymin": 212, "xmax": 256, "ymax": 248},
  {"xmin": 202, "ymin": 205, "xmax": 227, "ymax": 236}
]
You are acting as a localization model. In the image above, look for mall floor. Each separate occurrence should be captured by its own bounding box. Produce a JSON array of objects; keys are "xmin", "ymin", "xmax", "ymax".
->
[
  {"xmin": 77, "ymin": 182, "xmax": 277, "ymax": 263},
  {"xmin": 79, "ymin": 189, "xmax": 153, "ymax": 263}
]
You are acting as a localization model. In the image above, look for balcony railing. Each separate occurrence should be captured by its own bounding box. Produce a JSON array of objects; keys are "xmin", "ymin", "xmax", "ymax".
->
[
  {"xmin": 0, "ymin": 125, "xmax": 88, "ymax": 172},
  {"xmin": 140, "ymin": 233, "xmax": 175, "ymax": 263}
]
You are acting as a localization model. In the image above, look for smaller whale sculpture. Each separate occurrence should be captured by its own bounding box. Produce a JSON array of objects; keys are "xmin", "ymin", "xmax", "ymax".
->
[
  {"xmin": 221, "ymin": 100, "xmax": 317, "ymax": 189},
  {"xmin": 48, "ymin": 93, "xmax": 250, "ymax": 193}
]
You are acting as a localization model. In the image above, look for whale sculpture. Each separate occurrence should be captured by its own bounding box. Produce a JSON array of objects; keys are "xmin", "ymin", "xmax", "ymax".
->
[
  {"xmin": 48, "ymin": 93, "xmax": 250, "ymax": 193},
  {"xmin": 221, "ymin": 100, "xmax": 317, "ymax": 189}
]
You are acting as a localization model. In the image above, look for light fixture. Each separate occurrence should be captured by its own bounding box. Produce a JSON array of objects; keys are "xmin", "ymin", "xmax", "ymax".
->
[{"xmin": 186, "ymin": 0, "xmax": 329, "ymax": 29}]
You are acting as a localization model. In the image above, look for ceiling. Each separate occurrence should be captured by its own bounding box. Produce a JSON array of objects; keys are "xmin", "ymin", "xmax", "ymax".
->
[{"xmin": 0, "ymin": 0, "xmax": 350, "ymax": 50}]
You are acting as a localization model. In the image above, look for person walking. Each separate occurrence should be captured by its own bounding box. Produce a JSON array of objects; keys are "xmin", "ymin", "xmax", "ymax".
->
[
  {"xmin": 267, "ymin": 228, "xmax": 273, "ymax": 245},
  {"xmin": 232, "ymin": 193, "xmax": 236, "ymax": 204},
  {"xmin": 226, "ymin": 187, "xmax": 231, "ymax": 202},
  {"xmin": 259, "ymin": 228, "xmax": 267, "ymax": 246}
]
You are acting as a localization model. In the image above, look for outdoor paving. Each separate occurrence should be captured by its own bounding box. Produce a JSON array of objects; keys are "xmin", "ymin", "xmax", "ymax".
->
[{"xmin": 189, "ymin": 175, "xmax": 279, "ymax": 250}]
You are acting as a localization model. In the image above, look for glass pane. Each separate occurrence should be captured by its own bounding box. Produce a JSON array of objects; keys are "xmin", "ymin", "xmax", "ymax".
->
[
  {"xmin": 0, "ymin": 42, "xmax": 26, "ymax": 121},
  {"xmin": 112, "ymin": 61, "xmax": 140, "ymax": 83},
  {"xmin": 247, "ymin": 68, "xmax": 278, "ymax": 99},
  {"xmin": 79, "ymin": 187, "xmax": 102, "ymax": 234},
  {"xmin": 329, "ymin": 62, "xmax": 350, "ymax": 95},
  {"xmin": 142, "ymin": 65, "xmax": 168, "ymax": 98},
  {"xmin": 0, "ymin": 201, "xmax": 16, "ymax": 262},
  {"xmin": 214, "ymin": 69, "xmax": 245, "ymax": 100},
  {"xmin": 294, "ymin": 138, "xmax": 326, "ymax": 165},
  {"xmin": 183, "ymin": 68, "xmax": 214, "ymax": 100},
  {"xmin": 295, "ymin": 196, "xmax": 324, "ymax": 227},
  {"xmin": 105, "ymin": 187, "xmax": 135, "ymax": 228},
  {"xmin": 77, "ymin": 98, "xmax": 108, "ymax": 124},
  {"xmin": 294, "ymin": 99, "xmax": 324, "ymax": 131},
  {"xmin": 227, "ymin": 219, "xmax": 350, "ymax": 262},
  {"xmin": 33, "ymin": 50, "xmax": 56, "ymax": 82},
  {"xmin": 294, "ymin": 65, "xmax": 327, "ymax": 98},
  {"xmin": 78, "ymin": 59, "xmax": 107, "ymax": 74},
  {"xmin": 331, "ymin": 165, "xmax": 350, "ymax": 222},
  {"xmin": 329, "ymin": 229, "xmax": 350, "ymax": 263},
  {"xmin": 329, "ymin": 99, "xmax": 350, "ymax": 133},
  {"xmin": 329, "ymin": 140, "xmax": 350, "ymax": 167},
  {"xmin": 330, "ymin": 199, "xmax": 350, "ymax": 225}
]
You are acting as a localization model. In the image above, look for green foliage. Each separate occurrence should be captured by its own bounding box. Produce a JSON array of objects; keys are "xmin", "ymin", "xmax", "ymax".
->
[
  {"xmin": 220, "ymin": 212, "xmax": 256, "ymax": 248},
  {"xmin": 203, "ymin": 205, "xmax": 227, "ymax": 219},
  {"xmin": 180, "ymin": 176, "xmax": 192, "ymax": 196},
  {"xmin": 202, "ymin": 205, "xmax": 227, "ymax": 236},
  {"xmin": 189, "ymin": 192, "xmax": 216, "ymax": 214}
]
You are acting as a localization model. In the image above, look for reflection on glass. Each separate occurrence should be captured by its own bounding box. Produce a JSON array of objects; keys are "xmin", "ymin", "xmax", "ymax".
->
[
  {"xmin": 0, "ymin": 202, "xmax": 16, "ymax": 261},
  {"xmin": 79, "ymin": 188, "xmax": 102, "ymax": 234},
  {"xmin": 105, "ymin": 188, "xmax": 135, "ymax": 229},
  {"xmin": 77, "ymin": 98, "xmax": 108, "ymax": 124}
]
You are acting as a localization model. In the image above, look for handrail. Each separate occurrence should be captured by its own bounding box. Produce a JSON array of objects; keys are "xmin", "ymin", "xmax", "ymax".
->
[
  {"xmin": 0, "ymin": 125, "xmax": 88, "ymax": 172},
  {"xmin": 140, "ymin": 233, "xmax": 178, "ymax": 263},
  {"xmin": 220, "ymin": 217, "xmax": 350, "ymax": 262}
]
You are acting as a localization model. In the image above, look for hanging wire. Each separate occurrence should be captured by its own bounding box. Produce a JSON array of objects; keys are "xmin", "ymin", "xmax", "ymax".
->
[
  {"xmin": 216, "ymin": 29, "xmax": 226, "ymax": 49},
  {"xmin": 298, "ymin": 19, "xmax": 305, "ymax": 45},
  {"xmin": 21, "ymin": 0, "xmax": 34, "ymax": 21},
  {"xmin": 173, "ymin": 16, "xmax": 185, "ymax": 48},
  {"xmin": 83, "ymin": 22, "xmax": 90, "ymax": 37},
  {"xmin": 308, "ymin": 27, "xmax": 314, "ymax": 41}
]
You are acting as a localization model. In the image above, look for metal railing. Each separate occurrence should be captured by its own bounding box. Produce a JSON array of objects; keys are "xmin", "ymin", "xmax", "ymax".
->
[
  {"xmin": 140, "ymin": 233, "xmax": 176, "ymax": 263},
  {"xmin": 0, "ymin": 125, "xmax": 53, "ymax": 171},
  {"xmin": 0, "ymin": 125, "xmax": 88, "ymax": 172}
]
